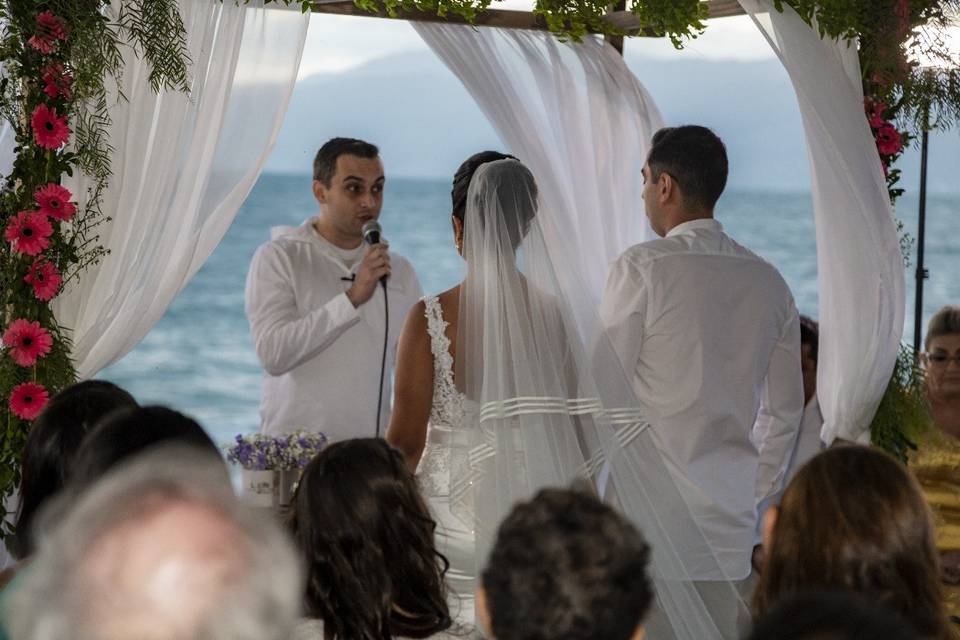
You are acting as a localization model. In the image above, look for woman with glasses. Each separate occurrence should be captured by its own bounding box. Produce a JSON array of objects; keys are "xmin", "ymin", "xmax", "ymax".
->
[{"xmin": 912, "ymin": 304, "xmax": 960, "ymax": 620}]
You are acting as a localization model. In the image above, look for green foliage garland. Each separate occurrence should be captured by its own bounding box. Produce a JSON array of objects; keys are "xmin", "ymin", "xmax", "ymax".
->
[{"xmin": 0, "ymin": 0, "xmax": 190, "ymax": 541}]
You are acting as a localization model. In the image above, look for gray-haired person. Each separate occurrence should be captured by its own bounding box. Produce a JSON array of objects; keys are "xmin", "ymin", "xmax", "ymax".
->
[{"xmin": 2, "ymin": 446, "xmax": 303, "ymax": 640}]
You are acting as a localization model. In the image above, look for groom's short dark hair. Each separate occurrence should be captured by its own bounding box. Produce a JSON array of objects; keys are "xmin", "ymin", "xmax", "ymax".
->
[
  {"xmin": 647, "ymin": 125, "xmax": 728, "ymax": 212},
  {"xmin": 482, "ymin": 488, "xmax": 652, "ymax": 640},
  {"xmin": 313, "ymin": 138, "xmax": 379, "ymax": 186}
]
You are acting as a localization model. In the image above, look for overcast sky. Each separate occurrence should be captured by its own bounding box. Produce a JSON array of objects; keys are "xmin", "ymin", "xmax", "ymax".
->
[{"xmin": 296, "ymin": 13, "xmax": 780, "ymax": 79}]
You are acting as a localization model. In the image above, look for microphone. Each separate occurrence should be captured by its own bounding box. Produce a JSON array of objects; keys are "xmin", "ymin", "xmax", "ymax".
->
[
  {"xmin": 362, "ymin": 220, "xmax": 382, "ymax": 246},
  {"xmin": 362, "ymin": 220, "xmax": 387, "ymax": 287}
]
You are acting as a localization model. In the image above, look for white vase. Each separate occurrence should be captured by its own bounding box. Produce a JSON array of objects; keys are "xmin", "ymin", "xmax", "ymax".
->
[{"xmin": 241, "ymin": 469, "xmax": 278, "ymax": 508}]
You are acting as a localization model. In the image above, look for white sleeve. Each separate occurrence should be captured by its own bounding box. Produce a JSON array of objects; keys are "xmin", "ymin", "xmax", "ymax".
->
[
  {"xmin": 244, "ymin": 243, "xmax": 360, "ymax": 376},
  {"xmin": 753, "ymin": 307, "xmax": 805, "ymax": 513},
  {"xmin": 599, "ymin": 255, "xmax": 647, "ymax": 380}
]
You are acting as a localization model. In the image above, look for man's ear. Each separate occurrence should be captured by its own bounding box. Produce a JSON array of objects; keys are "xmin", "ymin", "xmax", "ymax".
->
[
  {"xmin": 312, "ymin": 180, "xmax": 327, "ymax": 205},
  {"xmin": 658, "ymin": 172, "xmax": 674, "ymax": 205}
]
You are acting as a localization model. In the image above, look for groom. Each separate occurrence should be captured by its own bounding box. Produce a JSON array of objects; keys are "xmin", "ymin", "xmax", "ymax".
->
[
  {"xmin": 600, "ymin": 125, "xmax": 803, "ymax": 635},
  {"xmin": 245, "ymin": 138, "xmax": 423, "ymax": 441}
]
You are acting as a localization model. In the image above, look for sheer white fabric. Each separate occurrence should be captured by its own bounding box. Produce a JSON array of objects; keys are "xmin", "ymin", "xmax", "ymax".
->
[
  {"xmin": 414, "ymin": 24, "xmax": 663, "ymax": 300},
  {"xmin": 450, "ymin": 159, "xmax": 745, "ymax": 639},
  {"xmin": 52, "ymin": 0, "xmax": 308, "ymax": 378},
  {"xmin": 738, "ymin": 0, "xmax": 906, "ymax": 443}
]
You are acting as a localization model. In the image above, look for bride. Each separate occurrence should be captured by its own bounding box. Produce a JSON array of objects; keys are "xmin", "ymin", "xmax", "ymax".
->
[{"xmin": 387, "ymin": 154, "xmax": 745, "ymax": 639}]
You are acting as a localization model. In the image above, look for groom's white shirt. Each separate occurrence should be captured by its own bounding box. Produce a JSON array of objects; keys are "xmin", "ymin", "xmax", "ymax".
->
[
  {"xmin": 245, "ymin": 218, "xmax": 422, "ymax": 441},
  {"xmin": 600, "ymin": 218, "xmax": 803, "ymax": 580}
]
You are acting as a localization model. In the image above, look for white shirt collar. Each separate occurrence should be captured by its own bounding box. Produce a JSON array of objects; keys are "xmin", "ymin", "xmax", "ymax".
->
[{"xmin": 665, "ymin": 217, "xmax": 723, "ymax": 238}]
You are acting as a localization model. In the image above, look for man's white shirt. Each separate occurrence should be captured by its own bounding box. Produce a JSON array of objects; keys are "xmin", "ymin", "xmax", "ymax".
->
[
  {"xmin": 244, "ymin": 219, "xmax": 423, "ymax": 441},
  {"xmin": 600, "ymin": 218, "xmax": 803, "ymax": 580}
]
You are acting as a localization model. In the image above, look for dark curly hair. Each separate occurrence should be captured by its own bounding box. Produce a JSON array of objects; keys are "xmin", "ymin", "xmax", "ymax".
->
[
  {"xmin": 288, "ymin": 438, "xmax": 451, "ymax": 640},
  {"xmin": 482, "ymin": 487, "xmax": 653, "ymax": 640},
  {"xmin": 754, "ymin": 446, "xmax": 956, "ymax": 640},
  {"xmin": 14, "ymin": 380, "xmax": 138, "ymax": 558}
]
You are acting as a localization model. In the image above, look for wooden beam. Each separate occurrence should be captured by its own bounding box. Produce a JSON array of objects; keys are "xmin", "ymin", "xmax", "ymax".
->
[{"xmin": 308, "ymin": 0, "xmax": 746, "ymax": 33}]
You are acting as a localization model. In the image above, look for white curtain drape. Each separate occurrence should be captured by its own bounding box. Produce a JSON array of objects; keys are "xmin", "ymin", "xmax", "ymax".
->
[
  {"xmin": 53, "ymin": 0, "xmax": 308, "ymax": 379},
  {"xmin": 738, "ymin": 0, "xmax": 905, "ymax": 443},
  {"xmin": 414, "ymin": 25, "xmax": 664, "ymax": 303}
]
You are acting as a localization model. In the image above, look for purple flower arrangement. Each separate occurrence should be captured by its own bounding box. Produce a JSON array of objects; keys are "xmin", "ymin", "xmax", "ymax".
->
[{"xmin": 225, "ymin": 431, "xmax": 328, "ymax": 471}]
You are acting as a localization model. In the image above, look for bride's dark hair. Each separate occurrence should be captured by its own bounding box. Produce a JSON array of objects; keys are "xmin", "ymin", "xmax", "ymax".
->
[
  {"xmin": 451, "ymin": 150, "xmax": 516, "ymax": 222},
  {"xmin": 288, "ymin": 438, "xmax": 451, "ymax": 640}
]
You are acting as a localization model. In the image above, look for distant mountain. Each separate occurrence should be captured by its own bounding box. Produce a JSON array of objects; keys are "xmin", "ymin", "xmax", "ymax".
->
[{"xmin": 266, "ymin": 50, "xmax": 959, "ymax": 193}]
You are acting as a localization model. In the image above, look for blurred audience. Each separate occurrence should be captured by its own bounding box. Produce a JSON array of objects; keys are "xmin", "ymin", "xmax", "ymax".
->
[
  {"xmin": 479, "ymin": 487, "xmax": 652, "ymax": 640},
  {"xmin": 747, "ymin": 590, "xmax": 919, "ymax": 640},
  {"xmin": 3, "ymin": 380, "xmax": 137, "ymax": 588},
  {"xmin": 287, "ymin": 438, "xmax": 452, "ymax": 640},
  {"xmin": 69, "ymin": 405, "xmax": 222, "ymax": 492},
  {"xmin": 754, "ymin": 446, "xmax": 957, "ymax": 639},
  {"xmin": 912, "ymin": 305, "xmax": 960, "ymax": 617},
  {"xmin": 2, "ymin": 446, "xmax": 302, "ymax": 640}
]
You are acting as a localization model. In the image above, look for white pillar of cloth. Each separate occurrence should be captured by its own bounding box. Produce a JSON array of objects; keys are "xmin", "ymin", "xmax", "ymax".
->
[
  {"xmin": 738, "ymin": 0, "xmax": 906, "ymax": 443},
  {"xmin": 52, "ymin": 0, "xmax": 308, "ymax": 378},
  {"xmin": 414, "ymin": 25, "xmax": 664, "ymax": 306}
]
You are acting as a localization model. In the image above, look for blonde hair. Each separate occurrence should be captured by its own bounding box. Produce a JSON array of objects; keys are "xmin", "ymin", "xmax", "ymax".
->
[{"xmin": 926, "ymin": 305, "xmax": 960, "ymax": 351}]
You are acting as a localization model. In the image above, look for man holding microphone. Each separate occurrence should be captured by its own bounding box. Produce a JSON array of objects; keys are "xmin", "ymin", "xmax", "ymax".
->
[{"xmin": 245, "ymin": 138, "xmax": 423, "ymax": 441}]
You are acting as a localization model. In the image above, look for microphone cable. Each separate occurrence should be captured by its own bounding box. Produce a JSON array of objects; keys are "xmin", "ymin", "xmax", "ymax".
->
[{"xmin": 375, "ymin": 280, "xmax": 388, "ymax": 438}]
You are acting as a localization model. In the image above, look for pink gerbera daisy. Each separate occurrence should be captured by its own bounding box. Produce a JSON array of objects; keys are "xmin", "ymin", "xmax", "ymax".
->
[
  {"xmin": 3, "ymin": 319, "xmax": 53, "ymax": 367},
  {"xmin": 24, "ymin": 260, "xmax": 62, "ymax": 301},
  {"xmin": 27, "ymin": 12, "xmax": 67, "ymax": 54},
  {"xmin": 31, "ymin": 104, "xmax": 71, "ymax": 150},
  {"xmin": 42, "ymin": 64, "xmax": 74, "ymax": 100},
  {"xmin": 876, "ymin": 125, "xmax": 903, "ymax": 156},
  {"xmin": 4, "ymin": 210, "xmax": 53, "ymax": 256},
  {"xmin": 9, "ymin": 382, "xmax": 50, "ymax": 421},
  {"xmin": 34, "ymin": 183, "xmax": 76, "ymax": 221}
]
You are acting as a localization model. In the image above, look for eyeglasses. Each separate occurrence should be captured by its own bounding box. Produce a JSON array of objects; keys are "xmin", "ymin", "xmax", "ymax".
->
[{"xmin": 926, "ymin": 353, "xmax": 960, "ymax": 365}]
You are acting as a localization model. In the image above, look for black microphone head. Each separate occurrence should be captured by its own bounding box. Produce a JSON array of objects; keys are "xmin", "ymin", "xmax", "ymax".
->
[{"xmin": 362, "ymin": 220, "xmax": 382, "ymax": 245}]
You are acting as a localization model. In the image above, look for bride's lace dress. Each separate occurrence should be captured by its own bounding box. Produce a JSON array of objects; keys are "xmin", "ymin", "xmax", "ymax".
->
[{"xmin": 417, "ymin": 295, "xmax": 478, "ymax": 637}]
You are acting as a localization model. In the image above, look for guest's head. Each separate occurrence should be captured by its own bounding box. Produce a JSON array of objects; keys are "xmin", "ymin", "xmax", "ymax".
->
[
  {"xmin": 450, "ymin": 150, "xmax": 517, "ymax": 255},
  {"xmin": 924, "ymin": 305, "xmax": 960, "ymax": 400},
  {"xmin": 748, "ymin": 590, "xmax": 920, "ymax": 640},
  {"xmin": 69, "ymin": 405, "xmax": 222, "ymax": 493},
  {"xmin": 464, "ymin": 158, "xmax": 538, "ymax": 254},
  {"xmin": 288, "ymin": 438, "xmax": 450, "ymax": 639},
  {"xmin": 480, "ymin": 487, "xmax": 652, "ymax": 640},
  {"xmin": 643, "ymin": 125, "xmax": 728, "ymax": 236},
  {"xmin": 3, "ymin": 447, "xmax": 302, "ymax": 640},
  {"xmin": 754, "ymin": 446, "xmax": 952, "ymax": 639},
  {"xmin": 15, "ymin": 380, "xmax": 137, "ymax": 558},
  {"xmin": 799, "ymin": 315, "xmax": 819, "ymax": 404},
  {"xmin": 312, "ymin": 137, "xmax": 383, "ymax": 246}
]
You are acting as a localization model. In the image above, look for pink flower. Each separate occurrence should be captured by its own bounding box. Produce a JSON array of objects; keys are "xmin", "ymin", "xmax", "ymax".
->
[
  {"xmin": 4, "ymin": 211, "xmax": 53, "ymax": 256},
  {"xmin": 876, "ymin": 124, "xmax": 904, "ymax": 156},
  {"xmin": 24, "ymin": 260, "xmax": 62, "ymax": 301},
  {"xmin": 31, "ymin": 104, "xmax": 70, "ymax": 150},
  {"xmin": 8, "ymin": 382, "xmax": 50, "ymax": 421},
  {"xmin": 42, "ymin": 64, "xmax": 74, "ymax": 100},
  {"xmin": 3, "ymin": 320, "xmax": 53, "ymax": 367},
  {"xmin": 4, "ymin": 210, "xmax": 54, "ymax": 256},
  {"xmin": 34, "ymin": 183, "xmax": 76, "ymax": 221},
  {"xmin": 27, "ymin": 12, "xmax": 67, "ymax": 54}
]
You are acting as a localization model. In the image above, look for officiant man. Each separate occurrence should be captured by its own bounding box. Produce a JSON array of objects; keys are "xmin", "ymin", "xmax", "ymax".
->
[
  {"xmin": 245, "ymin": 138, "xmax": 422, "ymax": 441},
  {"xmin": 600, "ymin": 126, "xmax": 803, "ymax": 637}
]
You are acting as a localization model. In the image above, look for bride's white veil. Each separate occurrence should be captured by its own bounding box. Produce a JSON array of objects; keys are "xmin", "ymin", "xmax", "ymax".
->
[{"xmin": 452, "ymin": 158, "xmax": 747, "ymax": 639}]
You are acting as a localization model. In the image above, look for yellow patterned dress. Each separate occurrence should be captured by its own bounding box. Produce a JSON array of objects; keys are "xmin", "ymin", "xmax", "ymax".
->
[{"xmin": 911, "ymin": 429, "xmax": 960, "ymax": 618}]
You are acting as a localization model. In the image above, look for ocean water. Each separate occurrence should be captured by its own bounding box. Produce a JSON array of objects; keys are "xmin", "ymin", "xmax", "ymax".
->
[{"xmin": 100, "ymin": 173, "xmax": 960, "ymax": 444}]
